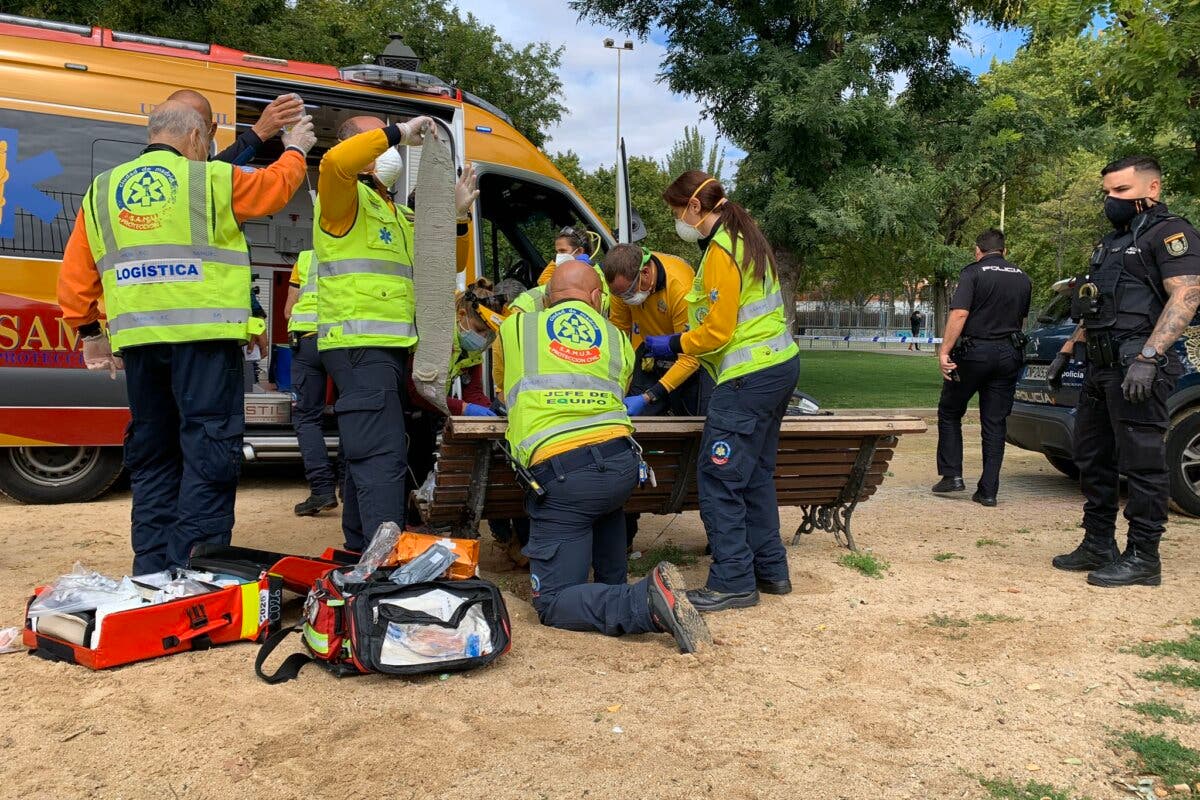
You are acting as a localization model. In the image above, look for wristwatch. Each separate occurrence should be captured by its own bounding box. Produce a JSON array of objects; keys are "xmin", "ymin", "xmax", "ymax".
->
[{"xmin": 1139, "ymin": 345, "xmax": 1168, "ymax": 366}]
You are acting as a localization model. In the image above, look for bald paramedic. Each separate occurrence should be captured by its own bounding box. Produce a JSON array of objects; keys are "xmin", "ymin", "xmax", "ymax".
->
[
  {"xmin": 57, "ymin": 101, "xmax": 315, "ymax": 573},
  {"xmin": 314, "ymin": 114, "xmax": 477, "ymax": 552},
  {"xmin": 498, "ymin": 260, "xmax": 711, "ymax": 653}
]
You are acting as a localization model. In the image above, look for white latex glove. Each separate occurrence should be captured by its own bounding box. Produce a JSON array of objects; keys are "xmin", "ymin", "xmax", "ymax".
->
[
  {"xmin": 398, "ymin": 116, "xmax": 438, "ymax": 146},
  {"xmin": 281, "ymin": 115, "xmax": 316, "ymax": 155},
  {"xmin": 82, "ymin": 334, "xmax": 123, "ymax": 379},
  {"xmin": 456, "ymin": 162, "xmax": 479, "ymax": 218}
]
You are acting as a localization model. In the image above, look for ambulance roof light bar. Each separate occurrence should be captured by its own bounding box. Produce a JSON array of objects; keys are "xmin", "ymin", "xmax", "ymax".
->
[{"xmin": 339, "ymin": 64, "xmax": 456, "ymax": 99}]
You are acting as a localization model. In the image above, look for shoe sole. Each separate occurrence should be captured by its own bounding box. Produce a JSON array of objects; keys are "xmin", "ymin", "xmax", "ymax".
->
[
  {"xmin": 1086, "ymin": 573, "xmax": 1162, "ymax": 587},
  {"xmin": 931, "ymin": 487, "xmax": 965, "ymax": 494},
  {"xmin": 691, "ymin": 592, "xmax": 761, "ymax": 613},
  {"xmin": 1052, "ymin": 561, "xmax": 1108, "ymax": 572},
  {"xmin": 655, "ymin": 564, "xmax": 712, "ymax": 652}
]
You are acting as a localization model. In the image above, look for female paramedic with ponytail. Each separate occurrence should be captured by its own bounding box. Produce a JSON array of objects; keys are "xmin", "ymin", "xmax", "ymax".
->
[{"xmin": 644, "ymin": 171, "xmax": 800, "ymax": 613}]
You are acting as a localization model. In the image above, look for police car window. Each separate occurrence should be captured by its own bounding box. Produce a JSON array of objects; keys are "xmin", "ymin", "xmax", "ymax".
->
[
  {"xmin": 476, "ymin": 171, "xmax": 598, "ymax": 290},
  {"xmin": 1037, "ymin": 293, "xmax": 1071, "ymax": 326}
]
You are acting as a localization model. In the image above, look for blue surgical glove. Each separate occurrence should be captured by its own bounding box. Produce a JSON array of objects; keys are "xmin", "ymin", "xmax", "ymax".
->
[
  {"xmin": 623, "ymin": 394, "xmax": 648, "ymax": 416},
  {"xmin": 464, "ymin": 403, "xmax": 497, "ymax": 417},
  {"xmin": 644, "ymin": 334, "xmax": 675, "ymax": 360}
]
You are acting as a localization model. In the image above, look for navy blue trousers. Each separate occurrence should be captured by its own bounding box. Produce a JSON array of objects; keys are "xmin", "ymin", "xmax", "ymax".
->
[
  {"xmin": 321, "ymin": 347, "xmax": 408, "ymax": 552},
  {"xmin": 697, "ymin": 355, "xmax": 799, "ymax": 593},
  {"xmin": 522, "ymin": 440, "xmax": 654, "ymax": 636},
  {"xmin": 936, "ymin": 342, "xmax": 1022, "ymax": 497},
  {"xmin": 290, "ymin": 335, "xmax": 336, "ymax": 497},
  {"xmin": 122, "ymin": 340, "xmax": 244, "ymax": 574}
]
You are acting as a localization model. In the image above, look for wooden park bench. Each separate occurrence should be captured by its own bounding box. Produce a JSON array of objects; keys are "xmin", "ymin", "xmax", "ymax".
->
[{"xmin": 414, "ymin": 415, "xmax": 927, "ymax": 551}]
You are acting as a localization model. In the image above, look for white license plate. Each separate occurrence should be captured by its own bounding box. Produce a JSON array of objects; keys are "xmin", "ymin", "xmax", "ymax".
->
[{"xmin": 1022, "ymin": 364, "xmax": 1048, "ymax": 381}]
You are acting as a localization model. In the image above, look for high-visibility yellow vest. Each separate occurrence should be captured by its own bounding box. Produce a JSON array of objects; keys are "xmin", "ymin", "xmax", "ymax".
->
[
  {"xmin": 687, "ymin": 226, "xmax": 797, "ymax": 384},
  {"xmin": 449, "ymin": 337, "xmax": 484, "ymax": 385},
  {"xmin": 82, "ymin": 149, "xmax": 261, "ymax": 351},
  {"xmin": 510, "ymin": 284, "xmax": 547, "ymax": 314},
  {"xmin": 539, "ymin": 261, "xmax": 611, "ymax": 316},
  {"xmin": 314, "ymin": 182, "xmax": 415, "ymax": 351},
  {"xmin": 500, "ymin": 300, "xmax": 633, "ymax": 467},
  {"xmin": 287, "ymin": 250, "xmax": 318, "ymax": 333}
]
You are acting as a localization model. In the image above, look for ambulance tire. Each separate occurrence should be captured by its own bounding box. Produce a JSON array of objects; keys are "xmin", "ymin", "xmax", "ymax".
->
[{"xmin": 0, "ymin": 446, "xmax": 124, "ymax": 504}]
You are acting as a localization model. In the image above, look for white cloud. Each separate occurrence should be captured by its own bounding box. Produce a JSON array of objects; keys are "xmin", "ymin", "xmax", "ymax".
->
[{"xmin": 452, "ymin": 0, "xmax": 739, "ymax": 173}]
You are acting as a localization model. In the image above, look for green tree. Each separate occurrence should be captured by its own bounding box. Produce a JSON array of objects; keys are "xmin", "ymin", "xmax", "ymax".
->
[
  {"xmin": 6, "ymin": 0, "xmax": 566, "ymax": 147},
  {"xmin": 572, "ymin": 0, "xmax": 1021, "ymax": 328},
  {"xmin": 663, "ymin": 125, "xmax": 725, "ymax": 182}
]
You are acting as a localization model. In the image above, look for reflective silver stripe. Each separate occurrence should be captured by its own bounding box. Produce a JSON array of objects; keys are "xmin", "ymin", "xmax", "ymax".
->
[
  {"xmin": 521, "ymin": 310, "xmax": 539, "ymax": 383},
  {"xmin": 737, "ymin": 291, "xmax": 784, "ymax": 324},
  {"xmin": 188, "ymin": 160, "xmax": 208, "ymax": 247},
  {"xmin": 718, "ymin": 330, "xmax": 796, "ymax": 374},
  {"xmin": 302, "ymin": 258, "xmax": 318, "ymax": 293},
  {"xmin": 96, "ymin": 244, "xmax": 252, "ymax": 273},
  {"xmin": 290, "ymin": 313, "xmax": 318, "ymax": 324},
  {"xmin": 107, "ymin": 307, "xmax": 249, "ymax": 334},
  {"xmin": 317, "ymin": 319, "xmax": 417, "ymax": 338},
  {"xmin": 506, "ymin": 374, "xmax": 624, "ymax": 410},
  {"xmin": 93, "ymin": 170, "xmax": 119, "ymax": 258},
  {"xmin": 319, "ymin": 258, "xmax": 414, "ymax": 279},
  {"xmin": 519, "ymin": 410, "xmax": 629, "ymax": 456}
]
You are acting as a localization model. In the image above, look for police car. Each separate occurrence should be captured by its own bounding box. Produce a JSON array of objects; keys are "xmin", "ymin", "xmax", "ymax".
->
[{"xmin": 1006, "ymin": 278, "xmax": 1200, "ymax": 515}]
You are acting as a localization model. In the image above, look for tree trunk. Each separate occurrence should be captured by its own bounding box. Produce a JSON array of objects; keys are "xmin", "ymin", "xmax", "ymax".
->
[
  {"xmin": 775, "ymin": 247, "xmax": 803, "ymax": 333},
  {"xmin": 932, "ymin": 275, "xmax": 950, "ymax": 337}
]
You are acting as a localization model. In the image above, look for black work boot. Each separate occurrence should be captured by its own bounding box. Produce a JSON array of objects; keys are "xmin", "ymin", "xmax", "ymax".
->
[
  {"xmin": 647, "ymin": 562, "xmax": 712, "ymax": 653},
  {"xmin": 1087, "ymin": 544, "xmax": 1162, "ymax": 588},
  {"xmin": 1051, "ymin": 536, "xmax": 1119, "ymax": 572},
  {"xmin": 294, "ymin": 493, "xmax": 337, "ymax": 517},
  {"xmin": 971, "ymin": 490, "xmax": 997, "ymax": 507},
  {"xmin": 756, "ymin": 578, "xmax": 792, "ymax": 595},
  {"xmin": 686, "ymin": 587, "xmax": 760, "ymax": 613},
  {"xmin": 932, "ymin": 476, "xmax": 966, "ymax": 493}
]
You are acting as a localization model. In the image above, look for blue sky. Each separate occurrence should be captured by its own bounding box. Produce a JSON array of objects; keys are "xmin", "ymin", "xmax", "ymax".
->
[{"xmin": 453, "ymin": 1, "xmax": 1026, "ymax": 171}]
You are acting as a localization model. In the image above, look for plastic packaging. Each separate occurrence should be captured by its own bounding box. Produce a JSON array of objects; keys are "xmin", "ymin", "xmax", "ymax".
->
[
  {"xmin": 151, "ymin": 578, "xmax": 212, "ymax": 604},
  {"xmin": 377, "ymin": 589, "xmax": 493, "ymax": 666},
  {"xmin": 389, "ymin": 544, "xmax": 457, "ymax": 586},
  {"xmin": 27, "ymin": 563, "xmax": 141, "ymax": 618},
  {"xmin": 340, "ymin": 521, "xmax": 403, "ymax": 584},
  {"xmin": 0, "ymin": 627, "xmax": 22, "ymax": 654}
]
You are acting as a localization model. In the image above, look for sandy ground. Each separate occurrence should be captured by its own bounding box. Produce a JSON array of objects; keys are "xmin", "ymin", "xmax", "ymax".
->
[{"xmin": 3, "ymin": 426, "xmax": 1200, "ymax": 800}]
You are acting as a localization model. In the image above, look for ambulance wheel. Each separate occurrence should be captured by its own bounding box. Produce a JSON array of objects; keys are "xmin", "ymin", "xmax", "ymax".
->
[
  {"xmin": 1168, "ymin": 409, "xmax": 1200, "ymax": 518},
  {"xmin": 0, "ymin": 446, "xmax": 124, "ymax": 504}
]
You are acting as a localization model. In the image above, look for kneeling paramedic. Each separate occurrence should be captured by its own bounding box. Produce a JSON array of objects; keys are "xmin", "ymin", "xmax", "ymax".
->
[
  {"xmin": 313, "ymin": 114, "xmax": 476, "ymax": 551},
  {"xmin": 646, "ymin": 171, "xmax": 800, "ymax": 613},
  {"xmin": 498, "ymin": 261, "xmax": 711, "ymax": 652},
  {"xmin": 57, "ymin": 101, "xmax": 315, "ymax": 573}
]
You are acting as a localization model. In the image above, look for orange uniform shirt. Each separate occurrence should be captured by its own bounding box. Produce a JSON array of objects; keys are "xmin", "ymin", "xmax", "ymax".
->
[{"xmin": 58, "ymin": 147, "xmax": 307, "ymax": 328}]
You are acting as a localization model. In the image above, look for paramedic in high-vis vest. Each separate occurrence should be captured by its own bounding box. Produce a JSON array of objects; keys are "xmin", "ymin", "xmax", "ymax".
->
[
  {"xmin": 57, "ymin": 101, "xmax": 314, "ymax": 573},
  {"xmin": 314, "ymin": 115, "xmax": 478, "ymax": 552},
  {"xmin": 644, "ymin": 171, "xmax": 801, "ymax": 614},
  {"xmin": 498, "ymin": 260, "xmax": 711, "ymax": 653},
  {"xmin": 284, "ymin": 250, "xmax": 337, "ymax": 517}
]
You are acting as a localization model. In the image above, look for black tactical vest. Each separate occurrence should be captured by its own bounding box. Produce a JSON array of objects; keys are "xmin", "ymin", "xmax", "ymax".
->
[{"xmin": 1071, "ymin": 212, "xmax": 1177, "ymax": 333}]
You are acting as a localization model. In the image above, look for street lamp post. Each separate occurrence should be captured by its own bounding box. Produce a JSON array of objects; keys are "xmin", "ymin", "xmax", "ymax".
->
[{"xmin": 603, "ymin": 38, "xmax": 634, "ymax": 153}]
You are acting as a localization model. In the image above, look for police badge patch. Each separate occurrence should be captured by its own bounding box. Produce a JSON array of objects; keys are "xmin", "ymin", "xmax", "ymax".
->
[{"xmin": 1165, "ymin": 232, "xmax": 1189, "ymax": 257}]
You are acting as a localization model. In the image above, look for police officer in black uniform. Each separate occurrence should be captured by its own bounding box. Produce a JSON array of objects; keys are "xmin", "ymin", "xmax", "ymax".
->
[
  {"xmin": 1048, "ymin": 155, "xmax": 1200, "ymax": 587},
  {"xmin": 933, "ymin": 228, "xmax": 1032, "ymax": 506}
]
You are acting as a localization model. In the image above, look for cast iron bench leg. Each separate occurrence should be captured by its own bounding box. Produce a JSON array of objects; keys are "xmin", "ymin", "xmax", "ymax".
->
[{"xmin": 790, "ymin": 435, "xmax": 880, "ymax": 552}]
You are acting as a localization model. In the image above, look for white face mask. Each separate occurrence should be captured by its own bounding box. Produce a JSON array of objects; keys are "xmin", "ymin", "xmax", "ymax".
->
[
  {"xmin": 374, "ymin": 147, "xmax": 405, "ymax": 189},
  {"xmin": 554, "ymin": 252, "xmax": 573, "ymax": 266},
  {"xmin": 623, "ymin": 287, "xmax": 651, "ymax": 306},
  {"xmin": 675, "ymin": 217, "xmax": 703, "ymax": 243}
]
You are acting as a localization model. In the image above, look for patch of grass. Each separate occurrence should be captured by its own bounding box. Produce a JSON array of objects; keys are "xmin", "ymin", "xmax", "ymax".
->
[
  {"xmin": 837, "ymin": 551, "xmax": 889, "ymax": 578},
  {"xmin": 974, "ymin": 613, "xmax": 1021, "ymax": 624},
  {"xmin": 975, "ymin": 538, "xmax": 1007, "ymax": 548},
  {"xmin": 796, "ymin": 350, "xmax": 946, "ymax": 408},
  {"xmin": 1132, "ymin": 701, "xmax": 1197, "ymax": 724},
  {"xmin": 933, "ymin": 552, "xmax": 963, "ymax": 562},
  {"xmin": 1016, "ymin": 527, "xmax": 1030, "ymax": 534},
  {"xmin": 1139, "ymin": 664, "xmax": 1200, "ymax": 689},
  {"xmin": 977, "ymin": 778, "xmax": 1078, "ymax": 800},
  {"xmin": 627, "ymin": 543, "xmax": 697, "ymax": 577},
  {"xmin": 927, "ymin": 613, "xmax": 970, "ymax": 628},
  {"xmin": 1112, "ymin": 730, "xmax": 1200, "ymax": 786},
  {"xmin": 1128, "ymin": 634, "xmax": 1200, "ymax": 662}
]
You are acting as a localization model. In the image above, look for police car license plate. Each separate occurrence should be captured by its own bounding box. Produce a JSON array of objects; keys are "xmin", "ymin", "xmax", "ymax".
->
[{"xmin": 1022, "ymin": 364, "xmax": 1048, "ymax": 382}]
